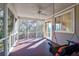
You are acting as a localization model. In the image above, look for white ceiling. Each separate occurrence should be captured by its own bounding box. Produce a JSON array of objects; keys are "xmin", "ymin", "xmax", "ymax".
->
[{"xmin": 13, "ymin": 3, "xmax": 75, "ymax": 19}]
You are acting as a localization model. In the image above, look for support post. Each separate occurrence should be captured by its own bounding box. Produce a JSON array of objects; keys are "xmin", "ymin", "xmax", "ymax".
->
[{"xmin": 3, "ymin": 3, "xmax": 8, "ymax": 56}]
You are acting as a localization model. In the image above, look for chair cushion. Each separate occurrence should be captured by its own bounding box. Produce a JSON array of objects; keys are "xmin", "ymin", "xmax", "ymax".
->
[{"xmin": 55, "ymin": 45, "xmax": 68, "ymax": 56}]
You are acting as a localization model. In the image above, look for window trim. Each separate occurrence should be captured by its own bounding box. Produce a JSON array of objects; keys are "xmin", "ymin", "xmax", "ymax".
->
[{"xmin": 55, "ymin": 8, "xmax": 75, "ymax": 33}]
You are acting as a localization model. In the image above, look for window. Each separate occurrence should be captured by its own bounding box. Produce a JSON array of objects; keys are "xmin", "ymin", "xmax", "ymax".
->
[
  {"xmin": 56, "ymin": 23, "xmax": 61, "ymax": 31},
  {"xmin": 0, "ymin": 10, "xmax": 4, "ymax": 39},
  {"xmin": 8, "ymin": 9, "xmax": 14, "ymax": 35},
  {"xmin": 55, "ymin": 8, "xmax": 74, "ymax": 33},
  {"xmin": 0, "ymin": 4, "xmax": 5, "ymax": 56},
  {"xmin": 45, "ymin": 22, "xmax": 52, "ymax": 39}
]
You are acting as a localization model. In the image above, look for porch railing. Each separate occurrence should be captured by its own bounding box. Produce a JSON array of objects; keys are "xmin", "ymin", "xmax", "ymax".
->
[{"xmin": 0, "ymin": 32, "xmax": 18, "ymax": 56}]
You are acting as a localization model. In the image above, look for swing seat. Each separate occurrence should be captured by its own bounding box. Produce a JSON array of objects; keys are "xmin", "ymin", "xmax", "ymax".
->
[{"xmin": 48, "ymin": 40, "xmax": 79, "ymax": 56}]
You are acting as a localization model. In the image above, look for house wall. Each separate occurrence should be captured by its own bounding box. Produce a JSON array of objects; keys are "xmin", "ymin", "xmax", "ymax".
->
[
  {"xmin": 8, "ymin": 3, "xmax": 17, "ymax": 18},
  {"xmin": 52, "ymin": 5, "xmax": 79, "ymax": 45},
  {"xmin": 8, "ymin": 3, "xmax": 19, "ymax": 33}
]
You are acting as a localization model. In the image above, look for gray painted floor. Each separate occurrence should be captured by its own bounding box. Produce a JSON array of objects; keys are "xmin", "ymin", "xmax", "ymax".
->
[{"xmin": 9, "ymin": 38, "xmax": 52, "ymax": 56}]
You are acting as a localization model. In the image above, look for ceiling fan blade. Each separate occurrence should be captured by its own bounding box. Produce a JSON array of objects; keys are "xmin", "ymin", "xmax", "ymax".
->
[
  {"xmin": 37, "ymin": 4, "xmax": 49, "ymax": 16},
  {"xmin": 40, "ymin": 12, "xmax": 48, "ymax": 16}
]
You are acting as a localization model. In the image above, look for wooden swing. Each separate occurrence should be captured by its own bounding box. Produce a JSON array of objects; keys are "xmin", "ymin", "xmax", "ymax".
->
[{"xmin": 48, "ymin": 3, "xmax": 79, "ymax": 56}]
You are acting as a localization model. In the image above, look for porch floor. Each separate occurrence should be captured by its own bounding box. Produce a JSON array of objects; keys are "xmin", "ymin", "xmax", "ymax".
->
[{"xmin": 9, "ymin": 38, "xmax": 52, "ymax": 56}]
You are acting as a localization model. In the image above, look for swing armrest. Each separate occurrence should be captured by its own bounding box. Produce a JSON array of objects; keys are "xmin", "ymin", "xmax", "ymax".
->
[{"xmin": 67, "ymin": 40, "xmax": 79, "ymax": 45}]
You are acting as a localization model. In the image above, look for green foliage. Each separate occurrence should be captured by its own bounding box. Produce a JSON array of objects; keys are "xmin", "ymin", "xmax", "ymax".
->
[{"xmin": 0, "ymin": 31, "xmax": 4, "ymax": 39}]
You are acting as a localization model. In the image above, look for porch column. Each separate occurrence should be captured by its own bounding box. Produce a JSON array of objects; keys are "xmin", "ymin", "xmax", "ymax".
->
[
  {"xmin": 3, "ymin": 3, "xmax": 8, "ymax": 56},
  {"xmin": 17, "ymin": 18, "xmax": 20, "ymax": 40}
]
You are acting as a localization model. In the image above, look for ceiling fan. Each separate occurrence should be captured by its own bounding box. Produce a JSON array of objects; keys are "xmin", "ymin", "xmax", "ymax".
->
[{"xmin": 37, "ymin": 6, "xmax": 49, "ymax": 16}]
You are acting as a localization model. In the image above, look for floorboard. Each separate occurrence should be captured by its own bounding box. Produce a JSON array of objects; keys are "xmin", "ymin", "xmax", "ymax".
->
[{"xmin": 9, "ymin": 38, "xmax": 52, "ymax": 56}]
